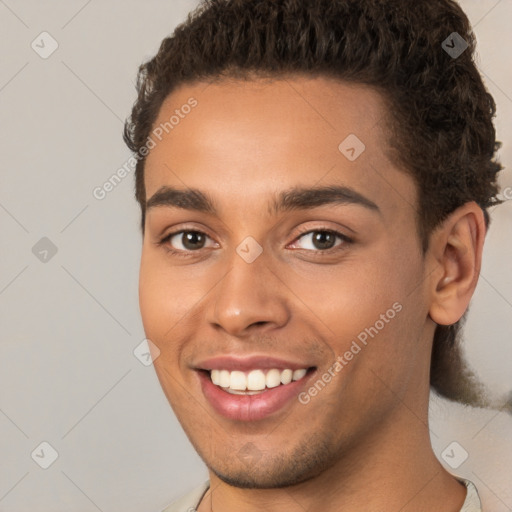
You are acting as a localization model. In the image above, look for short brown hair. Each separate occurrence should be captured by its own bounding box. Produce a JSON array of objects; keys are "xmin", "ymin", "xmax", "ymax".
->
[{"xmin": 123, "ymin": 0, "xmax": 504, "ymax": 408}]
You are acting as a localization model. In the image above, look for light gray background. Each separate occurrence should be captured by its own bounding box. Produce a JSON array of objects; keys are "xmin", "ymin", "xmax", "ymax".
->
[{"xmin": 0, "ymin": 1, "xmax": 511, "ymax": 511}]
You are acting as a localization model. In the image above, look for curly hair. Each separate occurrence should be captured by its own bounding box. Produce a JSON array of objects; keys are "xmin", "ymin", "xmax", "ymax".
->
[{"xmin": 123, "ymin": 0, "xmax": 505, "ymax": 409}]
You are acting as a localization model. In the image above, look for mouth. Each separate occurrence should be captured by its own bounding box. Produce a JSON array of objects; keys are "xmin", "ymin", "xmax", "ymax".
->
[{"xmin": 196, "ymin": 366, "xmax": 317, "ymax": 421}]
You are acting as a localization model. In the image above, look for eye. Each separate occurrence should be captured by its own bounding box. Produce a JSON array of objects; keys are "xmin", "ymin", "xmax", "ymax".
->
[
  {"xmin": 290, "ymin": 229, "xmax": 352, "ymax": 252},
  {"xmin": 159, "ymin": 230, "xmax": 218, "ymax": 254},
  {"xmin": 157, "ymin": 227, "xmax": 353, "ymax": 258}
]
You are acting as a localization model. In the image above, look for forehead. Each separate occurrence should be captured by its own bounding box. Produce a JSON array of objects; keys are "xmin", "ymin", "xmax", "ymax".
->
[{"xmin": 143, "ymin": 76, "xmax": 416, "ymax": 219}]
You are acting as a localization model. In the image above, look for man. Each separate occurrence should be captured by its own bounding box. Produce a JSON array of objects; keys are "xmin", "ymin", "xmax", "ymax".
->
[{"xmin": 123, "ymin": 0, "xmax": 504, "ymax": 510}]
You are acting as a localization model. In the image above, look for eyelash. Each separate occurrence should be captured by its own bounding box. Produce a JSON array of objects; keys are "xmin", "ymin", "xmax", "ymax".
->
[{"xmin": 157, "ymin": 226, "xmax": 353, "ymax": 259}]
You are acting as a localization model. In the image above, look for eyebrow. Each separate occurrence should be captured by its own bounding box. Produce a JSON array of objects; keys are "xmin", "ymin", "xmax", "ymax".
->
[{"xmin": 146, "ymin": 184, "xmax": 381, "ymax": 217}]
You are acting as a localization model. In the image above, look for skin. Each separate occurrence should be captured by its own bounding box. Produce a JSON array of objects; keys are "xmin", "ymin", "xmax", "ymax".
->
[{"xmin": 139, "ymin": 76, "xmax": 486, "ymax": 512}]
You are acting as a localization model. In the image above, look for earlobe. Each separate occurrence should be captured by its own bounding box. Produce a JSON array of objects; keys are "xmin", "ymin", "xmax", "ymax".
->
[{"xmin": 428, "ymin": 202, "xmax": 486, "ymax": 326}]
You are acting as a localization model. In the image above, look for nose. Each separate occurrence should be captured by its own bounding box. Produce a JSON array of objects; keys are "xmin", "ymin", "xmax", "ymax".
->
[{"xmin": 206, "ymin": 249, "xmax": 291, "ymax": 337}]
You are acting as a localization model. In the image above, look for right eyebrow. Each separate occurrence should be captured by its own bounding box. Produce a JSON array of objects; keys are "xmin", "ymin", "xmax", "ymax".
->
[{"xmin": 146, "ymin": 186, "xmax": 216, "ymax": 214}]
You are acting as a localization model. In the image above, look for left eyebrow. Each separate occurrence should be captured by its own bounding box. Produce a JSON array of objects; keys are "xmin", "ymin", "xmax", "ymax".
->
[
  {"xmin": 269, "ymin": 185, "xmax": 381, "ymax": 217},
  {"xmin": 145, "ymin": 184, "xmax": 381, "ymax": 217}
]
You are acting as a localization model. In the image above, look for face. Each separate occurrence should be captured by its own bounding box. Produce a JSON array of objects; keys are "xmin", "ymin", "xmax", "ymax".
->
[{"xmin": 139, "ymin": 76, "xmax": 434, "ymax": 488}]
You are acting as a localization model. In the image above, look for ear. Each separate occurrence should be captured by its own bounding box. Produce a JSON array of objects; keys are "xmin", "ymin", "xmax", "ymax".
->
[{"xmin": 427, "ymin": 202, "xmax": 487, "ymax": 326}]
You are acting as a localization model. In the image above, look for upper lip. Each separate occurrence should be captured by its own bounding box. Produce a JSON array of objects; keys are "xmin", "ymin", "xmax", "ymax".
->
[{"xmin": 193, "ymin": 355, "xmax": 316, "ymax": 372}]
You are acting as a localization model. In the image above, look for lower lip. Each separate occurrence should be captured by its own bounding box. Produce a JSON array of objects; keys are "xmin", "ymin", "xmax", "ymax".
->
[{"xmin": 197, "ymin": 369, "xmax": 316, "ymax": 422}]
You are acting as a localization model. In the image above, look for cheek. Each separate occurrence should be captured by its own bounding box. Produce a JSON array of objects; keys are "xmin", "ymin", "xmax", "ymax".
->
[
  {"xmin": 290, "ymin": 242, "xmax": 422, "ymax": 361},
  {"xmin": 286, "ymin": 258, "xmax": 402, "ymax": 341},
  {"xmin": 138, "ymin": 252, "xmax": 184, "ymax": 346},
  {"xmin": 331, "ymin": 250, "xmax": 426, "ymax": 385},
  {"xmin": 138, "ymin": 250, "xmax": 208, "ymax": 354},
  {"xmin": 138, "ymin": 255, "xmax": 165, "ymax": 337}
]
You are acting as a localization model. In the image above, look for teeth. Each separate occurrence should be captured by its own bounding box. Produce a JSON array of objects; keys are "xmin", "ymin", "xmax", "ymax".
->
[
  {"xmin": 292, "ymin": 368, "xmax": 307, "ymax": 381},
  {"xmin": 219, "ymin": 370, "xmax": 230, "ymax": 388},
  {"xmin": 230, "ymin": 371, "xmax": 247, "ymax": 390},
  {"xmin": 209, "ymin": 368, "xmax": 309, "ymax": 392},
  {"xmin": 281, "ymin": 369, "xmax": 293, "ymax": 385},
  {"xmin": 247, "ymin": 369, "xmax": 266, "ymax": 391},
  {"xmin": 266, "ymin": 368, "xmax": 281, "ymax": 388}
]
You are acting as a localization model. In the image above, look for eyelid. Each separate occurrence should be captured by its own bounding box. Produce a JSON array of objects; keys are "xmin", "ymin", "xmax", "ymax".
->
[
  {"xmin": 157, "ymin": 227, "xmax": 218, "ymax": 253},
  {"xmin": 289, "ymin": 226, "xmax": 353, "ymax": 252},
  {"xmin": 157, "ymin": 223, "xmax": 353, "ymax": 257}
]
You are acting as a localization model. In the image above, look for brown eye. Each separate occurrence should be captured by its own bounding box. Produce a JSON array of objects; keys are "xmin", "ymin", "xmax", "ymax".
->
[
  {"xmin": 179, "ymin": 231, "xmax": 206, "ymax": 250},
  {"xmin": 162, "ymin": 230, "xmax": 214, "ymax": 252},
  {"xmin": 310, "ymin": 231, "xmax": 337, "ymax": 250},
  {"xmin": 293, "ymin": 229, "xmax": 350, "ymax": 252}
]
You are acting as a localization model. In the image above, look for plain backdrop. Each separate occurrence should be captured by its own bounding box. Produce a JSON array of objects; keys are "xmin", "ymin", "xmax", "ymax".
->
[{"xmin": 0, "ymin": 1, "xmax": 511, "ymax": 511}]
